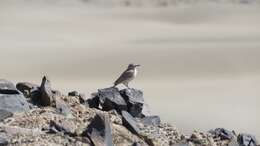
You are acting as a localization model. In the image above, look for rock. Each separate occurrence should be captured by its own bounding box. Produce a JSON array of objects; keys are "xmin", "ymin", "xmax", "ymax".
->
[
  {"xmin": 82, "ymin": 113, "xmax": 113, "ymax": 146},
  {"xmin": 139, "ymin": 116, "xmax": 161, "ymax": 126},
  {"xmin": 16, "ymin": 82, "xmax": 39, "ymax": 97},
  {"xmin": 0, "ymin": 110, "xmax": 13, "ymax": 121},
  {"xmin": 79, "ymin": 93, "xmax": 87, "ymax": 104},
  {"xmin": 0, "ymin": 136, "xmax": 8, "ymax": 146},
  {"xmin": 40, "ymin": 76, "xmax": 54, "ymax": 106},
  {"xmin": 30, "ymin": 88, "xmax": 42, "ymax": 104},
  {"xmin": 237, "ymin": 133, "xmax": 258, "ymax": 146},
  {"xmin": 120, "ymin": 88, "xmax": 144, "ymax": 117},
  {"xmin": 141, "ymin": 103, "xmax": 152, "ymax": 117},
  {"xmin": 97, "ymin": 87, "xmax": 127, "ymax": 112},
  {"xmin": 122, "ymin": 111, "xmax": 140, "ymax": 135},
  {"xmin": 49, "ymin": 120, "xmax": 76, "ymax": 135},
  {"xmin": 0, "ymin": 79, "xmax": 17, "ymax": 92},
  {"xmin": 0, "ymin": 79, "xmax": 30, "ymax": 113},
  {"xmin": 86, "ymin": 96, "xmax": 100, "ymax": 108},
  {"xmin": 209, "ymin": 128, "xmax": 234, "ymax": 140},
  {"xmin": 68, "ymin": 91, "xmax": 79, "ymax": 96},
  {"xmin": 55, "ymin": 98, "xmax": 72, "ymax": 117}
]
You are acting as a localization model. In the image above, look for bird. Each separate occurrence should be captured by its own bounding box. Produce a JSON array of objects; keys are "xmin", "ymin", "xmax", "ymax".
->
[{"xmin": 113, "ymin": 64, "xmax": 141, "ymax": 88}]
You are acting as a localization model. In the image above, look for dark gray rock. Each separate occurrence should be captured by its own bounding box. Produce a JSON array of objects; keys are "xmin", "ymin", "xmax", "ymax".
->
[
  {"xmin": 209, "ymin": 128, "xmax": 234, "ymax": 140},
  {"xmin": 139, "ymin": 116, "xmax": 161, "ymax": 126},
  {"xmin": 0, "ymin": 136, "xmax": 8, "ymax": 146},
  {"xmin": 55, "ymin": 98, "xmax": 72, "ymax": 117},
  {"xmin": 82, "ymin": 113, "xmax": 113, "ymax": 146},
  {"xmin": 122, "ymin": 111, "xmax": 140, "ymax": 135},
  {"xmin": 237, "ymin": 133, "xmax": 258, "ymax": 146},
  {"xmin": 0, "ymin": 79, "xmax": 30, "ymax": 113},
  {"xmin": 40, "ymin": 76, "xmax": 54, "ymax": 106},
  {"xmin": 0, "ymin": 109, "xmax": 13, "ymax": 121},
  {"xmin": 85, "ymin": 96, "xmax": 100, "ymax": 108},
  {"xmin": 79, "ymin": 93, "xmax": 87, "ymax": 104},
  {"xmin": 120, "ymin": 88, "xmax": 144, "ymax": 117},
  {"xmin": 68, "ymin": 91, "xmax": 79, "ymax": 96},
  {"xmin": 97, "ymin": 87, "xmax": 127, "ymax": 112},
  {"xmin": 16, "ymin": 82, "xmax": 39, "ymax": 97},
  {"xmin": 30, "ymin": 88, "xmax": 42, "ymax": 104}
]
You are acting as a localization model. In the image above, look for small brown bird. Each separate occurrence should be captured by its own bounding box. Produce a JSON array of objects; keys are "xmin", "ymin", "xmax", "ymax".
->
[{"xmin": 113, "ymin": 64, "xmax": 141, "ymax": 88}]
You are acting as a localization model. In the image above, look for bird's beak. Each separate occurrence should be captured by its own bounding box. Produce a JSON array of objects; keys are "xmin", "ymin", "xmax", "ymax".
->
[{"xmin": 135, "ymin": 64, "xmax": 141, "ymax": 67}]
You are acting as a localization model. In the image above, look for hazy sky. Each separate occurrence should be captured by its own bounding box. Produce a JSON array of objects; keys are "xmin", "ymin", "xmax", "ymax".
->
[{"xmin": 0, "ymin": 0, "xmax": 259, "ymax": 139}]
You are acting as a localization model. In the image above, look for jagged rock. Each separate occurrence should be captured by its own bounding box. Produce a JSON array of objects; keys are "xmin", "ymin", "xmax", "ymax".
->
[
  {"xmin": 0, "ymin": 136, "xmax": 8, "ymax": 146},
  {"xmin": 79, "ymin": 93, "xmax": 87, "ymax": 104},
  {"xmin": 209, "ymin": 128, "xmax": 234, "ymax": 140},
  {"xmin": 49, "ymin": 120, "xmax": 76, "ymax": 135},
  {"xmin": 68, "ymin": 91, "xmax": 79, "ymax": 96},
  {"xmin": 40, "ymin": 76, "xmax": 54, "ymax": 106},
  {"xmin": 120, "ymin": 88, "xmax": 144, "ymax": 117},
  {"xmin": 141, "ymin": 103, "xmax": 152, "ymax": 117},
  {"xmin": 0, "ymin": 79, "xmax": 30, "ymax": 113},
  {"xmin": 16, "ymin": 82, "xmax": 39, "ymax": 97},
  {"xmin": 97, "ymin": 87, "xmax": 127, "ymax": 112},
  {"xmin": 122, "ymin": 111, "xmax": 141, "ymax": 135},
  {"xmin": 82, "ymin": 113, "xmax": 113, "ymax": 146},
  {"xmin": 237, "ymin": 133, "xmax": 258, "ymax": 146},
  {"xmin": 55, "ymin": 98, "xmax": 72, "ymax": 117},
  {"xmin": 138, "ymin": 116, "xmax": 161, "ymax": 126},
  {"xmin": 0, "ymin": 110, "xmax": 13, "ymax": 121},
  {"xmin": 86, "ymin": 96, "xmax": 100, "ymax": 108}
]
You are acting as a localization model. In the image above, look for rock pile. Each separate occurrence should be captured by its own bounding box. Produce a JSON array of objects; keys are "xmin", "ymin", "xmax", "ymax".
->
[{"xmin": 0, "ymin": 77, "xmax": 258, "ymax": 146}]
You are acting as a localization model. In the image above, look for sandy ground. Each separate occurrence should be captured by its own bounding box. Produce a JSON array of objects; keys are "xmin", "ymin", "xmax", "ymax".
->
[{"xmin": 0, "ymin": 0, "xmax": 260, "ymax": 139}]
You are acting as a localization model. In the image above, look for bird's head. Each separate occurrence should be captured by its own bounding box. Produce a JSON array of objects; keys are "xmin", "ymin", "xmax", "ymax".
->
[{"xmin": 128, "ymin": 63, "xmax": 141, "ymax": 69}]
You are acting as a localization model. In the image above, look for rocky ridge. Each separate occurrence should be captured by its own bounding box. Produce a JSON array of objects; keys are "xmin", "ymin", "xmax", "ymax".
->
[{"xmin": 0, "ymin": 76, "xmax": 258, "ymax": 146}]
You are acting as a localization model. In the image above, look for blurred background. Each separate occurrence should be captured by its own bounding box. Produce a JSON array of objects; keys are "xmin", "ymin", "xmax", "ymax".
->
[{"xmin": 0, "ymin": 0, "xmax": 259, "ymax": 139}]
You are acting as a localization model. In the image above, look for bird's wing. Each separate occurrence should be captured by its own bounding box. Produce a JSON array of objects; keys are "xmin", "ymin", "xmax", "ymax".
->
[{"xmin": 114, "ymin": 70, "xmax": 134, "ymax": 86}]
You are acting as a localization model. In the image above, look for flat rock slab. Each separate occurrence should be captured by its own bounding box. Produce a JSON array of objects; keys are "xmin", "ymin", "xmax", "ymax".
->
[
  {"xmin": 0, "ymin": 79, "xmax": 30, "ymax": 113},
  {"xmin": 122, "ymin": 111, "xmax": 141, "ymax": 135},
  {"xmin": 83, "ymin": 113, "xmax": 113, "ymax": 146},
  {"xmin": 97, "ymin": 87, "xmax": 127, "ymax": 112},
  {"xmin": 0, "ymin": 79, "xmax": 17, "ymax": 91}
]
